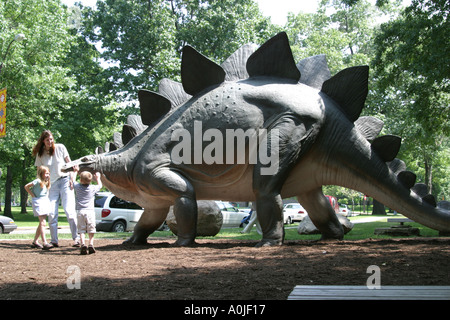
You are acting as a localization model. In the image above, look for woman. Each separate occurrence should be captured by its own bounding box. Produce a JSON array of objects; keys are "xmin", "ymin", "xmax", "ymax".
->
[{"xmin": 32, "ymin": 130, "xmax": 79, "ymax": 247}]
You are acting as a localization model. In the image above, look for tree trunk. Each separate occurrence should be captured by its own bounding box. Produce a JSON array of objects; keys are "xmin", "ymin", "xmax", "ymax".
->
[
  {"xmin": 4, "ymin": 166, "xmax": 13, "ymax": 219},
  {"xmin": 20, "ymin": 158, "xmax": 28, "ymax": 214},
  {"xmin": 424, "ymin": 157, "xmax": 433, "ymax": 194},
  {"xmin": 372, "ymin": 199, "xmax": 386, "ymax": 215}
]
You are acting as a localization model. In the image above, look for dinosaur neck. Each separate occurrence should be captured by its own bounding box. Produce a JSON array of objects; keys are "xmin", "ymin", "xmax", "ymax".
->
[{"xmin": 97, "ymin": 152, "xmax": 134, "ymax": 195}]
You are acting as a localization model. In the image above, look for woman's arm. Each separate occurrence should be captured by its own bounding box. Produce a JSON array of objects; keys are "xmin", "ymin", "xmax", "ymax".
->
[{"xmin": 64, "ymin": 155, "xmax": 78, "ymax": 189}]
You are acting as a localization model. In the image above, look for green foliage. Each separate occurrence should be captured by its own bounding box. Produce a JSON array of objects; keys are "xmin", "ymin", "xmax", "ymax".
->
[
  {"xmin": 372, "ymin": 0, "xmax": 449, "ymax": 197},
  {"xmin": 174, "ymin": 0, "xmax": 278, "ymax": 61},
  {"xmin": 0, "ymin": 0, "xmax": 75, "ymax": 160},
  {"xmin": 0, "ymin": 0, "xmax": 122, "ymax": 217},
  {"xmin": 85, "ymin": 0, "xmax": 279, "ymax": 101},
  {"xmin": 286, "ymin": 0, "xmax": 380, "ymax": 73},
  {"xmin": 85, "ymin": 0, "xmax": 180, "ymax": 96},
  {"xmin": 373, "ymin": 0, "xmax": 449, "ymax": 137}
]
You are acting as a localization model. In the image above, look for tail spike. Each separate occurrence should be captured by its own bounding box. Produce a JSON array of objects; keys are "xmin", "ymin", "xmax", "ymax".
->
[
  {"xmin": 423, "ymin": 194, "xmax": 437, "ymax": 207},
  {"xmin": 397, "ymin": 171, "xmax": 416, "ymax": 189},
  {"xmin": 412, "ymin": 183, "xmax": 428, "ymax": 198},
  {"xmin": 321, "ymin": 66, "xmax": 369, "ymax": 122},
  {"xmin": 371, "ymin": 135, "xmax": 401, "ymax": 162},
  {"xmin": 388, "ymin": 158, "xmax": 406, "ymax": 174},
  {"xmin": 354, "ymin": 116, "xmax": 384, "ymax": 142}
]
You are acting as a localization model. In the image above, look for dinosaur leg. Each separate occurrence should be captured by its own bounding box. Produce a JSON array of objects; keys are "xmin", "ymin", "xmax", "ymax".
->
[
  {"xmin": 124, "ymin": 207, "xmax": 169, "ymax": 245},
  {"xmin": 253, "ymin": 119, "xmax": 311, "ymax": 247},
  {"xmin": 298, "ymin": 188, "xmax": 344, "ymax": 240},
  {"xmin": 150, "ymin": 168, "xmax": 198, "ymax": 247},
  {"xmin": 172, "ymin": 195, "xmax": 198, "ymax": 246},
  {"xmin": 253, "ymin": 191, "xmax": 285, "ymax": 247}
]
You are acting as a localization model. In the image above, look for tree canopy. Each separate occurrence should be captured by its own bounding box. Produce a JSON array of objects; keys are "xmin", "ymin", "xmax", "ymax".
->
[
  {"xmin": 0, "ymin": 0, "xmax": 119, "ymax": 216},
  {"xmin": 85, "ymin": 0, "xmax": 278, "ymax": 101},
  {"xmin": 372, "ymin": 0, "xmax": 449, "ymax": 195}
]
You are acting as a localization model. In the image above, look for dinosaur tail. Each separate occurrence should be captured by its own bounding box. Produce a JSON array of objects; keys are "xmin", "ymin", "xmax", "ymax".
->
[{"xmin": 321, "ymin": 117, "xmax": 450, "ymax": 233}]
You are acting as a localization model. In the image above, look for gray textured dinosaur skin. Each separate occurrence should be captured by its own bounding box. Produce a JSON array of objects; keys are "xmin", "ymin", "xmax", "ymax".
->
[{"xmin": 63, "ymin": 33, "xmax": 450, "ymax": 247}]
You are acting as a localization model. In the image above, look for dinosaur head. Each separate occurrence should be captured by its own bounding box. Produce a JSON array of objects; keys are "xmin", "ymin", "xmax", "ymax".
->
[{"xmin": 61, "ymin": 154, "xmax": 99, "ymax": 174}]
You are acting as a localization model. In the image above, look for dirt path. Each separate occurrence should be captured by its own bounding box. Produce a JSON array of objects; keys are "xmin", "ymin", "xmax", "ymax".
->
[{"xmin": 1, "ymin": 238, "xmax": 449, "ymax": 300}]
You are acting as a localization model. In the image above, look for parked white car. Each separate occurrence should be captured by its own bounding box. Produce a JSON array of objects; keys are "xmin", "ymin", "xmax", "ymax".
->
[
  {"xmin": 94, "ymin": 194, "xmax": 249, "ymax": 232},
  {"xmin": 282, "ymin": 202, "xmax": 308, "ymax": 224},
  {"xmin": 215, "ymin": 201, "xmax": 249, "ymax": 228},
  {"xmin": 94, "ymin": 192, "xmax": 143, "ymax": 232},
  {"xmin": 94, "ymin": 192, "xmax": 112, "ymax": 224},
  {"xmin": 338, "ymin": 204, "xmax": 352, "ymax": 217}
]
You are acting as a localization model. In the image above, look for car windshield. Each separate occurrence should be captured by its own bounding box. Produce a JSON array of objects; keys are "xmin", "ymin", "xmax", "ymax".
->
[
  {"xmin": 94, "ymin": 195, "xmax": 107, "ymax": 208},
  {"xmin": 110, "ymin": 196, "xmax": 143, "ymax": 210}
]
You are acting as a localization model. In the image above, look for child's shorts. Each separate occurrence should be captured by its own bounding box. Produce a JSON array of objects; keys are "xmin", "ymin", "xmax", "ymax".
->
[{"xmin": 76, "ymin": 209, "xmax": 96, "ymax": 233}]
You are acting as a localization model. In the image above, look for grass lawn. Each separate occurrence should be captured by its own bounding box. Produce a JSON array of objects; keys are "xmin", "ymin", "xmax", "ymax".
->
[{"xmin": 0, "ymin": 207, "xmax": 442, "ymax": 241}]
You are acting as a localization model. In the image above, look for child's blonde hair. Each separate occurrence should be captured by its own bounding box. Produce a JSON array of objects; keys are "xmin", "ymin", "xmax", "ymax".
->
[
  {"xmin": 80, "ymin": 171, "xmax": 93, "ymax": 185},
  {"xmin": 37, "ymin": 166, "xmax": 51, "ymax": 189}
]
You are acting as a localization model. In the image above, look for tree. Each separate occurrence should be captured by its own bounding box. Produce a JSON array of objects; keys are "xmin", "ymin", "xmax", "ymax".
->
[
  {"xmin": 55, "ymin": 9, "xmax": 122, "ymax": 159},
  {"xmin": 0, "ymin": 0, "xmax": 77, "ymax": 217},
  {"xmin": 0, "ymin": 0, "xmax": 120, "ymax": 218},
  {"xmin": 372, "ymin": 0, "xmax": 449, "ymax": 195},
  {"xmin": 85, "ymin": 0, "xmax": 180, "ymax": 100},
  {"xmin": 85, "ymin": 0, "xmax": 278, "ymax": 102},
  {"xmin": 285, "ymin": 0, "xmax": 381, "ymax": 73},
  {"xmin": 172, "ymin": 0, "xmax": 277, "ymax": 62}
]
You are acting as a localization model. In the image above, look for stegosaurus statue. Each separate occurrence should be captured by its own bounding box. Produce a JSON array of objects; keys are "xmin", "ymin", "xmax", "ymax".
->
[{"xmin": 64, "ymin": 32, "xmax": 450, "ymax": 247}]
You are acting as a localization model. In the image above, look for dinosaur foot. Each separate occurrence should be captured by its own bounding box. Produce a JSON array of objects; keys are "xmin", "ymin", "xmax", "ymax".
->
[
  {"xmin": 255, "ymin": 239, "xmax": 283, "ymax": 247},
  {"xmin": 172, "ymin": 238, "xmax": 197, "ymax": 247},
  {"xmin": 122, "ymin": 236, "xmax": 148, "ymax": 245}
]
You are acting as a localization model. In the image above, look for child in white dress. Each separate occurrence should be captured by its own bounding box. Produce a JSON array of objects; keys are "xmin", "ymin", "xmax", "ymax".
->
[{"xmin": 25, "ymin": 166, "xmax": 53, "ymax": 250}]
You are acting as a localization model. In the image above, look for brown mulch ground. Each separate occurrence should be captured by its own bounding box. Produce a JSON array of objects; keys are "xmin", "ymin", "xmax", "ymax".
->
[{"xmin": 0, "ymin": 238, "xmax": 449, "ymax": 301}]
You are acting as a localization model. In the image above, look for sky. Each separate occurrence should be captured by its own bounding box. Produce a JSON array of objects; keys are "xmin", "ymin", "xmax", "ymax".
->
[{"xmin": 255, "ymin": 0, "xmax": 319, "ymax": 25}]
